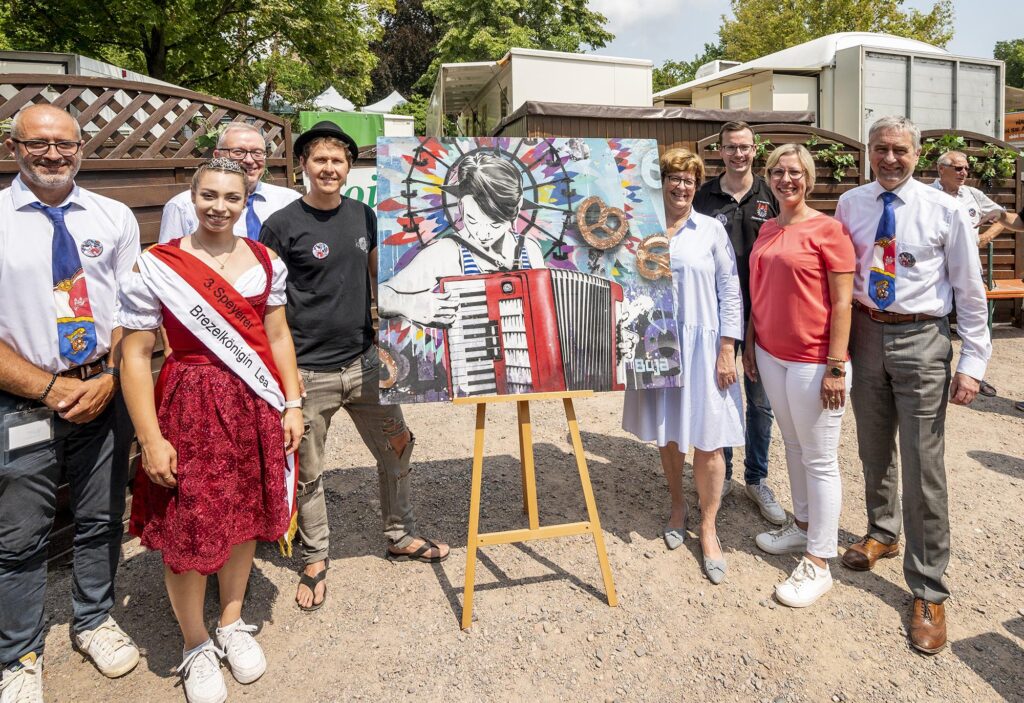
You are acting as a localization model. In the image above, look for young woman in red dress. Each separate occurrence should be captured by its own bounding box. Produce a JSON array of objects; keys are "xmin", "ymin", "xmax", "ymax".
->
[{"xmin": 119, "ymin": 158, "xmax": 303, "ymax": 703}]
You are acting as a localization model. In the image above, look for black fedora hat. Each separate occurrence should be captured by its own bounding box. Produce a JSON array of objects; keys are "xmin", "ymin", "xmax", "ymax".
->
[{"xmin": 294, "ymin": 120, "xmax": 359, "ymax": 162}]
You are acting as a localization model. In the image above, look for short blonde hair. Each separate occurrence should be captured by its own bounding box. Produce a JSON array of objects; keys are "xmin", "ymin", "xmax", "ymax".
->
[
  {"xmin": 764, "ymin": 143, "xmax": 817, "ymax": 192},
  {"xmin": 660, "ymin": 148, "xmax": 705, "ymax": 186}
]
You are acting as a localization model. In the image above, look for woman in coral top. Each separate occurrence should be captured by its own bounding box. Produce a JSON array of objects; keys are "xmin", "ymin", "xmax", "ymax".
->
[{"xmin": 742, "ymin": 144, "xmax": 855, "ymax": 608}]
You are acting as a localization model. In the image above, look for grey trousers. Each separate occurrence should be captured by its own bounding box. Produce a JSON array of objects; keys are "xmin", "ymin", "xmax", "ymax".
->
[
  {"xmin": 296, "ymin": 346, "xmax": 416, "ymax": 564},
  {"xmin": 849, "ymin": 308, "xmax": 953, "ymax": 603},
  {"xmin": 0, "ymin": 390, "xmax": 131, "ymax": 664}
]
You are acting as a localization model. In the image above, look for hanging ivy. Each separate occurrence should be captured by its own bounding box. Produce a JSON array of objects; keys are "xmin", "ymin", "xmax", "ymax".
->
[{"xmin": 804, "ymin": 135, "xmax": 856, "ymax": 183}]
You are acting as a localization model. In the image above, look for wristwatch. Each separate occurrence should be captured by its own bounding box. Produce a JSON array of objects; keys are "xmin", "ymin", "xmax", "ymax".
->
[
  {"xmin": 102, "ymin": 367, "xmax": 120, "ymax": 379},
  {"xmin": 829, "ymin": 365, "xmax": 846, "ymax": 378}
]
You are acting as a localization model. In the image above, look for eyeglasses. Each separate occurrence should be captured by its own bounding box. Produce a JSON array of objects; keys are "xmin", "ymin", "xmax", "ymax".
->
[
  {"xmin": 665, "ymin": 175, "xmax": 698, "ymax": 188},
  {"xmin": 721, "ymin": 144, "xmax": 754, "ymax": 155},
  {"xmin": 12, "ymin": 139, "xmax": 82, "ymax": 156},
  {"xmin": 222, "ymin": 147, "xmax": 267, "ymax": 160},
  {"xmin": 768, "ymin": 168, "xmax": 805, "ymax": 181},
  {"xmin": 940, "ymin": 164, "xmax": 969, "ymax": 173}
]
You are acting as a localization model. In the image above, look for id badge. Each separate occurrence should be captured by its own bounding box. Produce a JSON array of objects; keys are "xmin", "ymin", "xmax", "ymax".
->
[{"xmin": 2, "ymin": 407, "xmax": 54, "ymax": 463}]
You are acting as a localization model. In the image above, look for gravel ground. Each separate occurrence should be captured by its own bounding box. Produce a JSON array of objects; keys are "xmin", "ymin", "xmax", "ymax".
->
[{"xmin": 39, "ymin": 327, "xmax": 1024, "ymax": 702}]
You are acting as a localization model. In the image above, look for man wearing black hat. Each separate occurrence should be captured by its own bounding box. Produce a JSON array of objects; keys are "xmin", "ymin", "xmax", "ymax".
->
[{"xmin": 260, "ymin": 122, "xmax": 449, "ymax": 612}]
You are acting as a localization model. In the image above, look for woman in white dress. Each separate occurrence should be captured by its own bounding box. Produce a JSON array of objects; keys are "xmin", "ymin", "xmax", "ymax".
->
[{"xmin": 622, "ymin": 148, "xmax": 745, "ymax": 584}]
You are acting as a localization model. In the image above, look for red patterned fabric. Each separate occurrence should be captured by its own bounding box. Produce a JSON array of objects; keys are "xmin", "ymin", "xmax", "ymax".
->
[{"xmin": 129, "ymin": 239, "xmax": 289, "ymax": 575}]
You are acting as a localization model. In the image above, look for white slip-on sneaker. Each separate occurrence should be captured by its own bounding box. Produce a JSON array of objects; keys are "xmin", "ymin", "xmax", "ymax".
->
[
  {"xmin": 215, "ymin": 619, "xmax": 266, "ymax": 684},
  {"xmin": 74, "ymin": 616, "xmax": 140, "ymax": 678},
  {"xmin": 775, "ymin": 556, "xmax": 833, "ymax": 608},
  {"xmin": 755, "ymin": 522, "xmax": 808, "ymax": 555},
  {"xmin": 0, "ymin": 653, "xmax": 43, "ymax": 703},
  {"xmin": 745, "ymin": 480, "xmax": 787, "ymax": 525},
  {"xmin": 177, "ymin": 640, "xmax": 226, "ymax": 703}
]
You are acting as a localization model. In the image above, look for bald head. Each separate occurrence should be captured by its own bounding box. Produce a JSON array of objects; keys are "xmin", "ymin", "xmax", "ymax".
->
[{"xmin": 11, "ymin": 104, "xmax": 82, "ymax": 141}]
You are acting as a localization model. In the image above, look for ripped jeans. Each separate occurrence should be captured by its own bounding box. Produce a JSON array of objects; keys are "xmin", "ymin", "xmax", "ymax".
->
[{"xmin": 296, "ymin": 346, "xmax": 417, "ymax": 564}]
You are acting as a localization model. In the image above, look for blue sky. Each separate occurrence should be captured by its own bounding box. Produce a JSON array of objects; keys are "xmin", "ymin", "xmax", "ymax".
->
[{"xmin": 589, "ymin": 0, "xmax": 1023, "ymax": 68}]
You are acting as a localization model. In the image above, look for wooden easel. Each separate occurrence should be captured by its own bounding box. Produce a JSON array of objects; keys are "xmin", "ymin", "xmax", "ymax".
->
[{"xmin": 453, "ymin": 390, "xmax": 617, "ymax": 630}]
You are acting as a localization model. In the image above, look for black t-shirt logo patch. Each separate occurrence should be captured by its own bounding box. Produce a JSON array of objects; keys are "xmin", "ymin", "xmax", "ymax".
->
[
  {"xmin": 897, "ymin": 251, "xmax": 916, "ymax": 268},
  {"xmin": 755, "ymin": 201, "xmax": 769, "ymax": 219},
  {"xmin": 716, "ymin": 213, "xmax": 728, "ymax": 225},
  {"xmin": 312, "ymin": 242, "xmax": 330, "ymax": 259}
]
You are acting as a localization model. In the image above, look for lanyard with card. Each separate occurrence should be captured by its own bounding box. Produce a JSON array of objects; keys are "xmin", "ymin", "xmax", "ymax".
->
[{"xmin": 2, "ymin": 407, "xmax": 54, "ymax": 463}]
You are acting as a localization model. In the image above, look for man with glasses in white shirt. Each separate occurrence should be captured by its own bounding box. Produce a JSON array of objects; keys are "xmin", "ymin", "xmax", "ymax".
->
[
  {"xmin": 931, "ymin": 149, "xmax": 1023, "ymax": 397},
  {"xmin": 158, "ymin": 123, "xmax": 300, "ymax": 243},
  {"xmin": 693, "ymin": 121, "xmax": 784, "ymax": 525},
  {"xmin": 835, "ymin": 116, "xmax": 990, "ymax": 655}
]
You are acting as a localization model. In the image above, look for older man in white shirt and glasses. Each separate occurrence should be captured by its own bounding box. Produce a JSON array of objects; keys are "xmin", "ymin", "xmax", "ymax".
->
[
  {"xmin": 0, "ymin": 105, "xmax": 141, "ymax": 703},
  {"xmin": 835, "ymin": 116, "xmax": 991, "ymax": 655},
  {"xmin": 158, "ymin": 122, "xmax": 300, "ymax": 243}
]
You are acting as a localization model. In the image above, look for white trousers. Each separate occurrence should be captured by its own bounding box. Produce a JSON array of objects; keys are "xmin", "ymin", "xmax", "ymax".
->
[{"xmin": 755, "ymin": 346, "xmax": 851, "ymax": 558}]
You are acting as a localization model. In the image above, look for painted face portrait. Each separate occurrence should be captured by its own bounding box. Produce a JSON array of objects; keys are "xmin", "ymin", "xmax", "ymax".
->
[{"xmin": 454, "ymin": 153, "xmax": 524, "ymax": 250}]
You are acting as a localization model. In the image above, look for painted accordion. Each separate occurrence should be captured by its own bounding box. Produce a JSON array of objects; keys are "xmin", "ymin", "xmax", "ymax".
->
[{"xmin": 439, "ymin": 269, "xmax": 624, "ymax": 398}]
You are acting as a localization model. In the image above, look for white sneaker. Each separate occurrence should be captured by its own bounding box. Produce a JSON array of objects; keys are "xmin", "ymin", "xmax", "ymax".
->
[
  {"xmin": 745, "ymin": 480, "xmax": 787, "ymax": 525},
  {"xmin": 177, "ymin": 641, "xmax": 227, "ymax": 703},
  {"xmin": 775, "ymin": 557, "xmax": 833, "ymax": 608},
  {"xmin": 215, "ymin": 619, "xmax": 266, "ymax": 684},
  {"xmin": 74, "ymin": 616, "xmax": 140, "ymax": 678},
  {"xmin": 755, "ymin": 522, "xmax": 808, "ymax": 555},
  {"xmin": 0, "ymin": 653, "xmax": 43, "ymax": 703}
]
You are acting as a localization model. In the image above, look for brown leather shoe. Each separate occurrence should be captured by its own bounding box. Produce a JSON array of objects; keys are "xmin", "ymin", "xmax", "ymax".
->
[
  {"xmin": 841, "ymin": 535, "xmax": 900, "ymax": 570},
  {"xmin": 910, "ymin": 598, "xmax": 946, "ymax": 654}
]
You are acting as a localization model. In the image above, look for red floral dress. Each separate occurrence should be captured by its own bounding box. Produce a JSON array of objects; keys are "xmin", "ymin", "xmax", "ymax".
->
[{"xmin": 123, "ymin": 239, "xmax": 290, "ymax": 575}]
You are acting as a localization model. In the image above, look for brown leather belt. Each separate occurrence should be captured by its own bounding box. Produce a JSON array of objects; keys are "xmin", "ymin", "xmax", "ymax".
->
[
  {"xmin": 58, "ymin": 360, "xmax": 107, "ymax": 380},
  {"xmin": 853, "ymin": 300, "xmax": 939, "ymax": 324}
]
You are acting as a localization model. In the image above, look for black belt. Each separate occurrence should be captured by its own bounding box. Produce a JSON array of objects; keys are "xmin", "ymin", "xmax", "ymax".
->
[
  {"xmin": 58, "ymin": 360, "xmax": 107, "ymax": 380},
  {"xmin": 853, "ymin": 300, "xmax": 940, "ymax": 324}
]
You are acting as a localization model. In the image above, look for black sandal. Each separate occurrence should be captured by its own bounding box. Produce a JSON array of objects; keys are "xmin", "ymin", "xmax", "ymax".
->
[
  {"xmin": 295, "ymin": 559, "xmax": 328, "ymax": 612},
  {"xmin": 386, "ymin": 538, "xmax": 449, "ymax": 563}
]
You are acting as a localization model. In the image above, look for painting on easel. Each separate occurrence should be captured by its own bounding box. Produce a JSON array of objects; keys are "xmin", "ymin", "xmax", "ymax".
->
[{"xmin": 375, "ymin": 137, "xmax": 680, "ymax": 404}]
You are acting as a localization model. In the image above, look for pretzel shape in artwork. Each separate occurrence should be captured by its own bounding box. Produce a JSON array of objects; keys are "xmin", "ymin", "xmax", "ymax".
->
[
  {"xmin": 577, "ymin": 196, "xmax": 629, "ymax": 250},
  {"xmin": 636, "ymin": 233, "xmax": 672, "ymax": 281}
]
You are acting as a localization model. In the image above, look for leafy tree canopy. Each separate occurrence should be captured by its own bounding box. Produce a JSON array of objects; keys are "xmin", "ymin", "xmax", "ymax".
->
[
  {"xmin": 653, "ymin": 43, "xmax": 725, "ymax": 93},
  {"xmin": 719, "ymin": 0, "xmax": 954, "ymax": 63},
  {"xmin": 370, "ymin": 0, "xmax": 440, "ymax": 102},
  {"xmin": 995, "ymin": 39, "xmax": 1024, "ymax": 89},
  {"xmin": 417, "ymin": 0, "xmax": 613, "ymax": 91},
  {"xmin": 1, "ymin": 0, "xmax": 390, "ymax": 107}
]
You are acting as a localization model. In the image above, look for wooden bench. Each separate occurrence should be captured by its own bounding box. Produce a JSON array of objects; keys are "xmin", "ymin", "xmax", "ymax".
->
[{"xmin": 986, "ymin": 244, "xmax": 1024, "ymax": 331}]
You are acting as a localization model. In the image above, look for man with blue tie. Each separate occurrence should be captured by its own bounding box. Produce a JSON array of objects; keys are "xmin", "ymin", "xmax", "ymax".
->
[
  {"xmin": 158, "ymin": 122, "xmax": 300, "ymax": 243},
  {"xmin": 835, "ymin": 116, "xmax": 991, "ymax": 654},
  {"xmin": 0, "ymin": 104, "xmax": 140, "ymax": 701}
]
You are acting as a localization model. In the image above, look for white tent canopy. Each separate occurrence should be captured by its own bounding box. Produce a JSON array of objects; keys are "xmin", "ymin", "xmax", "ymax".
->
[
  {"xmin": 362, "ymin": 90, "xmax": 408, "ymax": 114},
  {"xmin": 313, "ymin": 86, "xmax": 355, "ymax": 111}
]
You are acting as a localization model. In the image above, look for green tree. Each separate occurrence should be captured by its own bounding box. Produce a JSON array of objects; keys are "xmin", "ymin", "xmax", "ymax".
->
[
  {"xmin": 719, "ymin": 0, "xmax": 954, "ymax": 62},
  {"xmin": 418, "ymin": 0, "xmax": 614, "ymax": 90},
  {"xmin": 995, "ymin": 39, "xmax": 1024, "ymax": 89},
  {"xmin": 653, "ymin": 43, "xmax": 725, "ymax": 92},
  {"xmin": 369, "ymin": 0, "xmax": 440, "ymax": 103},
  {"xmin": 1, "ymin": 0, "xmax": 390, "ymax": 107}
]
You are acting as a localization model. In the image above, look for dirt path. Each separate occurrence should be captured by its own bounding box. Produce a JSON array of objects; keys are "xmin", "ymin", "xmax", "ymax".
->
[{"xmin": 40, "ymin": 328, "xmax": 1024, "ymax": 702}]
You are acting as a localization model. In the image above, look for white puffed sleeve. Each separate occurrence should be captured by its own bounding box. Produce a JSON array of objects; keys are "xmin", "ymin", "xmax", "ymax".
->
[
  {"xmin": 267, "ymin": 257, "xmax": 289, "ymax": 306},
  {"xmin": 116, "ymin": 270, "xmax": 163, "ymax": 329}
]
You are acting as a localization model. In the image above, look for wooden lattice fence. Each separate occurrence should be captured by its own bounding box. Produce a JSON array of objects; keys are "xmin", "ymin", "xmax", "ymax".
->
[{"xmin": 0, "ymin": 74, "xmax": 295, "ymax": 246}]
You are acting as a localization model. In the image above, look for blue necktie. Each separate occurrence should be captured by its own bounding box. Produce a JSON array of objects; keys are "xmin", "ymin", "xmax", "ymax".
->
[
  {"xmin": 868, "ymin": 191, "xmax": 898, "ymax": 310},
  {"xmin": 246, "ymin": 193, "xmax": 261, "ymax": 240},
  {"xmin": 32, "ymin": 203, "xmax": 98, "ymax": 365}
]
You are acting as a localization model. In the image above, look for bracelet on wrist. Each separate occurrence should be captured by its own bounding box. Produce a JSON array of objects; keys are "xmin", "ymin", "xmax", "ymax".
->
[
  {"xmin": 37, "ymin": 373, "xmax": 58, "ymax": 403},
  {"xmin": 283, "ymin": 398, "xmax": 303, "ymax": 409},
  {"xmin": 826, "ymin": 356, "xmax": 846, "ymax": 365}
]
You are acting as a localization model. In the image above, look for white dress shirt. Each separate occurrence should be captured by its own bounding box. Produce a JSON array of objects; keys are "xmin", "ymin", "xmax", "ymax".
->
[
  {"xmin": 835, "ymin": 177, "xmax": 991, "ymax": 380},
  {"xmin": 158, "ymin": 181, "xmax": 301, "ymax": 243},
  {"xmin": 0, "ymin": 176, "xmax": 141, "ymax": 373},
  {"xmin": 929, "ymin": 179, "xmax": 1003, "ymax": 241}
]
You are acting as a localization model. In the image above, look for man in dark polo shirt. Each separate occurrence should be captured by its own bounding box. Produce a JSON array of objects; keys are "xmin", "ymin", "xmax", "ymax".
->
[
  {"xmin": 693, "ymin": 121, "xmax": 784, "ymax": 524},
  {"xmin": 260, "ymin": 122, "xmax": 449, "ymax": 612}
]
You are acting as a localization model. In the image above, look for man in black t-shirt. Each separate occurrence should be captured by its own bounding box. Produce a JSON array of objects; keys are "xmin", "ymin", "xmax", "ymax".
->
[
  {"xmin": 261, "ymin": 122, "xmax": 449, "ymax": 612},
  {"xmin": 693, "ymin": 121, "xmax": 785, "ymax": 525}
]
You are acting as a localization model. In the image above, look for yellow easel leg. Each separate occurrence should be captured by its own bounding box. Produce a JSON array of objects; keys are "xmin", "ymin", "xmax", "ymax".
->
[
  {"xmin": 461, "ymin": 402, "xmax": 487, "ymax": 630},
  {"xmin": 564, "ymin": 397, "xmax": 618, "ymax": 607},
  {"xmin": 518, "ymin": 400, "xmax": 540, "ymax": 530},
  {"xmin": 517, "ymin": 401, "xmax": 529, "ymax": 515}
]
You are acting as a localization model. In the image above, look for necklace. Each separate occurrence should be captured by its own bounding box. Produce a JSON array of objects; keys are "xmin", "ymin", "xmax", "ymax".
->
[{"xmin": 192, "ymin": 234, "xmax": 237, "ymax": 270}]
